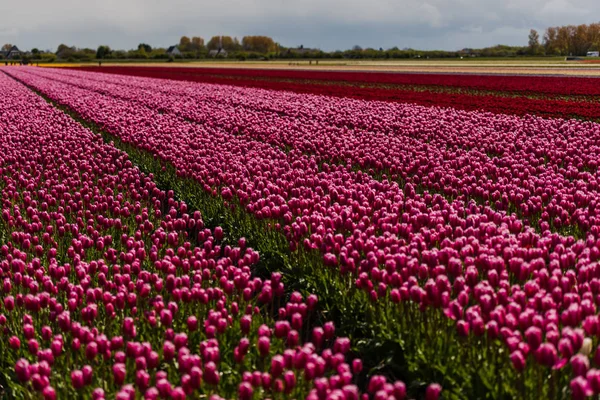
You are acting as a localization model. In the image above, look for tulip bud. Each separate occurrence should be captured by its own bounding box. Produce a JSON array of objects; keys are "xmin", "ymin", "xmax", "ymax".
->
[
  {"xmin": 92, "ymin": 388, "xmax": 105, "ymax": 400},
  {"xmin": 163, "ymin": 341, "xmax": 175, "ymax": 361},
  {"xmin": 86, "ymin": 342, "xmax": 98, "ymax": 360},
  {"xmin": 82, "ymin": 365, "xmax": 93, "ymax": 386},
  {"xmin": 572, "ymin": 354, "xmax": 590, "ymax": 377},
  {"xmin": 510, "ymin": 350, "xmax": 526, "ymax": 372},
  {"xmin": 136, "ymin": 370, "xmax": 150, "ymax": 391},
  {"xmin": 71, "ymin": 370, "xmax": 84, "ymax": 389},
  {"xmin": 258, "ymin": 336, "xmax": 270, "ymax": 357},
  {"xmin": 524, "ymin": 326, "xmax": 542, "ymax": 350},
  {"xmin": 457, "ymin": 320, "xmax": 469, "ymax": 337},
  {"xmin": 204, "ymin": 361, "xmax": 220, "ymax": 385},
  {"xmin": 15, "ymin": 359, "xmax": 31, "ymax": 382},
  {"xmin": 274, "ymin": 321, "xmax": 290, "ymax": 338},
  {"xmin": 537, "ymin": 343, "xmax": 558, "ymax": 367},
  {"xmin": 425, "ymin": 383, "xmax": 442, "ymax": 400},
  {"xmin": 240, "ymin": 315, "xmax": 251, "ymax": 335},
  {"xmin": 571, "ymin": 376, "xmax": 593, "ymax": 400},
  {"xmin": 271, "ymin": 355, "xmax": 284, "ymax": 377},
  {"xmin": 324, "ymin": 322, "xmax": 335, "ymax": 339},
  {"xmin": 352, "ymin": 359, "xmax": 363, "ymax": 375},
  {"xmin": 156, "ymin": 378, "xmax": 172, "ymax": 398},
  {"xmin": 187, "ymin": 316, "xmax": 198, "ymax": 332},
  {"xmin": 238, "ymin": 382, "xmax": 253, "ymax": 400},
  {"xmin": 42, "ymin": 386, "xmax": 57, "ymax": 400},
  {"xmin": 113, "ymin": 363, "xmax": 126, "ymax": 386},
  {"xmin": 9, "ymin": 336, "xmax": 20, "ymax": 349},
  {"xmin": 394, "ymin": 381, "xmax": 407, "ymax": 399},
  {"xmin": 284, "ymin": 371, "xmax": 296, "ymax": 394},
  {"xmin": 587, "ymin": 369, "xmax": 600, "ymax": 394},
  {"xmin": 28, "ymin": 339, "xmax": 39, "ymax": 355}
]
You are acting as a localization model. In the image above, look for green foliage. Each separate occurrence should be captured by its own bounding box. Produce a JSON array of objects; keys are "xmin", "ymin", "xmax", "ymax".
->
[
  {"xmin": 137, "ymin": 43, "xmax": 152, "ymax": 53},
  {"xmin": 127, "ymin": 48, "xmax": 149, "ymax": 59},
  {"xmin": 95, "ymin": 45, "xmax": 112, "ymax": 60},
  {"xmin": 39, "ymin": 53, "xmax": 56, "ymax": 62}
]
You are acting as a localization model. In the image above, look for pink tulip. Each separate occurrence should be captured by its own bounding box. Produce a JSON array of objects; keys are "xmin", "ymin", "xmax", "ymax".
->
[
  {"xmin": 113, "ymin": 363, "xmax": 126, "ymax": 386},
  {"xmin": 71, "ymin": 370, "xmax": 84, "ymax": 389},
  {"xmin": 425, "ymin": 383, "xmax": 442, "ymax": 400},
  {"xmin": 14, "ymin": 359, "xmax": 30, "ymax": 383}
]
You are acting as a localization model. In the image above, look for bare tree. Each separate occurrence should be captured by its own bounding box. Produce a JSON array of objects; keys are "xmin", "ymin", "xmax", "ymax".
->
[{"xmin": 528, "ymin": 29, "xmax": 540, "ymax": 55}]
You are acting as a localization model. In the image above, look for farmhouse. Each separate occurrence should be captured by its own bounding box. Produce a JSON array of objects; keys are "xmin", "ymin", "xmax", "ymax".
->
[
  {"xmin": 0, "ymin": 45, "xmax": 23, "ymax": 59},
  {"xmin": 166, "ymin": 46, "xmax": 182, "ymax": 57},
  {"xmin": 208, "ymin": 48, "xmax": 228, "ymax": 58}
]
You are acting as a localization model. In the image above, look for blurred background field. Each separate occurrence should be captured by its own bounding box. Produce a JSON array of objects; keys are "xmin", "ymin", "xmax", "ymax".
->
[{"xmin": 27, "ymin": 58, "xmax": 600, "ymax": 76}]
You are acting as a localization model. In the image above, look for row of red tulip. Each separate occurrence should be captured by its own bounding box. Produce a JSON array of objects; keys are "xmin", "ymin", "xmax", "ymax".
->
[{"xmin": 74, "ymin": 66, "xmax": 600, "ymax": 97}]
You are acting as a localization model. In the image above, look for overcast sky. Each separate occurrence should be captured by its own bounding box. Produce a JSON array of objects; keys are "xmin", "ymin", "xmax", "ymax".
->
[{"xmin": 0, "ymin": 0, "xmax": 598, "ymax": 51}]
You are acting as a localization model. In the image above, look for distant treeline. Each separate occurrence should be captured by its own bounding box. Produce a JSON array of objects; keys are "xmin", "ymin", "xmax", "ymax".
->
[
  {"xmin": 6, "ymin": 27, "xmax": 598, "ymax": 63},
  {"xmin": 538, "ymin": 23, "xmax": 600, "ymax": 56}
]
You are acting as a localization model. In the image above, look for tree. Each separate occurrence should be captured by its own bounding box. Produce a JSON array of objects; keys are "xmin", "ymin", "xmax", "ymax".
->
[
  {"xmin": 528, "ymin": 29, "xmax": 540, "ymax": 55},
  {"xmin": 588, "ymin": 23, "xmax": 600, "ymax": 52},
  {"xmin": 56, "ymin": 44, "xmax": 69, "ymax": 53},
  {"xmin": 190, "ymin": 37, "xmax": 204, "ymax": 51},
  {"xmin": 573, "ymin": 24, "xmax": 592, "ymax": 55},
  {"xmin": 207, "ymin": 36, "xmax": 237, "ymax": 51},
  {"xmin": 96, "ymin": 45, "xmax": 112, "ymax": 59},
  {"xmin": 541, "ymin": 23, "xmax": 600, "ymax": 56},
  {"xmin": 56, "ymin": 44, "xmax": 76, "ymax": 59},
  {"xmin": 543, "ymin": 27, "xmax": 558, "ymax": 55},
  {"xmin": 138, "ymin": 43, "xmax": 152, "ymax": 53},
  {"xmin": 241, "ymin": 36, "xmax": 276, "ymax": 53},
  {"xmin": 1, "ymin": 44, "xmax": 12, "ymax": 52},
  {"xmin": 207, "ymin": 36, "xmax": 221, "ymax": 50},
  {"xmin": 179, "ymin": 36, "xmax": 191, "ymax": 51}
]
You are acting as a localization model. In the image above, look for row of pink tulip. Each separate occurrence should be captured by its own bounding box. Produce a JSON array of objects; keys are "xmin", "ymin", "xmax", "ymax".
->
[
  {"xmin": 8, "ymin": 68, "xmax": 600, "ymax": 399},
  {"xmin": 30, "ymin": 68, "xmax": 600, "ymax": 238},
  {"xmin": 0, "ymin": 71, "xmax": 419, "ymax": 399}
]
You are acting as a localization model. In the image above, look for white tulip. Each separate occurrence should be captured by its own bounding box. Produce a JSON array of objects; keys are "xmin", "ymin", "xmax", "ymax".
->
[{"xmin": 580, "ymin": 337, "xmax": 593, "ymax": 356}]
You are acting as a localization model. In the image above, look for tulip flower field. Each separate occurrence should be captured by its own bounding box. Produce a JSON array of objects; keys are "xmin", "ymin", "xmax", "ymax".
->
[{"xmin": 2, "ymin": 66, "xmax": 600, "ymax": 400}]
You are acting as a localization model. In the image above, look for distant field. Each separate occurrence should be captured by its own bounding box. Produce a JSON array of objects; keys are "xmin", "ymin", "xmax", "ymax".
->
[
  {"xmin": 30, "ymin": 57, "xmax": 600, "ymax": 76},
  {"xmin": 64, "ymin": 63, "xmax": 600, "ymax": 121}
]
